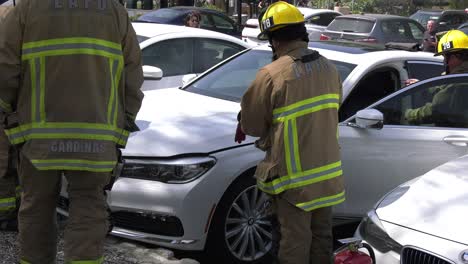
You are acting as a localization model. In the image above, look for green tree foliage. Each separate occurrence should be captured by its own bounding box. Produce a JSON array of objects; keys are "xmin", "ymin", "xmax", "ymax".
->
[{"xmin": 448, "ymin": 0, "xmax": 468, "ymax": 8}]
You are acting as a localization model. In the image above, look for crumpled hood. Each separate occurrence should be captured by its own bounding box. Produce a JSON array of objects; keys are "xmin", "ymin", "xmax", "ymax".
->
[
  {"xmin": 122, "ymin": 88, "xmax": 254, "ymax": 157},
  {"xmin": 376, "ymin": 155, "xmax": 468, "ymax": 245}
]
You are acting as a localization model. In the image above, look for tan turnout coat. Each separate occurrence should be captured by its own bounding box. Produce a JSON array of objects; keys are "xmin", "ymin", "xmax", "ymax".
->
[
  {"xmin": 0, "ymin": 0, "xmax": 144, "ymax": 172},
  {"xmin": 241, "ymin": 41, "xmax": 345, "ymax": 211}
]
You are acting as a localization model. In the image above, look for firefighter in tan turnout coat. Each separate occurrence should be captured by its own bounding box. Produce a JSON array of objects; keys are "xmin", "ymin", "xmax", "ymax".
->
[
  {"xmin": 0, "ymin": 0, "xmax": 144, "ymax": 263},
  {"xmin": 238, "ymin": 2, "xmax": 345, "ymax": 263},
  {"xmin": 0, "ymin": 4, "xmax": 20, "ymax": 231}
]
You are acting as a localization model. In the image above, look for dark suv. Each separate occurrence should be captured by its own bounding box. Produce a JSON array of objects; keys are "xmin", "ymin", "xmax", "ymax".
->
[
  {"xmin": 320, "ymin": 14, "xmax": 425, "ymax": 45},
  {"xmin": 410, "ymin": 9, "xmax": 468, "ymax": 33}
]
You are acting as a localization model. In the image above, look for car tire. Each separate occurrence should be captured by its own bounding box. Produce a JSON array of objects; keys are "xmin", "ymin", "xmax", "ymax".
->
[{"xmin": 206, "ymin": 171, "xmax": 273, "ymax": 264}]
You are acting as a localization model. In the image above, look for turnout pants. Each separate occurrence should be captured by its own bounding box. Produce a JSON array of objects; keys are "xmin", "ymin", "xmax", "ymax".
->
[
  {"xmin": 0, "ymin": 128, "xmax": 18, "ymax": 220},
  {"xmin": 17, "ymin": 151, "xmax": 111, "ymax": 264},
  {"xmin": 272, "ymin": 195, "xmax": 333, "ymax": 264}
]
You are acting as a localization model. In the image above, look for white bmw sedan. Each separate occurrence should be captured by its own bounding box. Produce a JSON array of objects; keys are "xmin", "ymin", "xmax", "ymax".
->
[
  {"xmin": 134, "ymin": 23, "xmax": 252, "ymax": 91},
  {"xmin": 58, "ymin": 41, "xmax": 449, "ymax": 263}
]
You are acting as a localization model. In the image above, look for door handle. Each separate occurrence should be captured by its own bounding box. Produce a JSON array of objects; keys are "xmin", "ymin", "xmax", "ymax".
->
[{"xmin": 443, "ymin": 136, "xmax": 468, "ymax": 146}]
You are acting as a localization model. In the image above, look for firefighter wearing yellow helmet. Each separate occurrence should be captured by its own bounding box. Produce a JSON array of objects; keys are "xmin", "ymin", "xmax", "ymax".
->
[
  {"xmin": 237, "ymin": 1, "xmax": 345, "ymax": 263},
  {"xmin": 405, "ymin": 29, "xmax": 468, "ymax": 126}
]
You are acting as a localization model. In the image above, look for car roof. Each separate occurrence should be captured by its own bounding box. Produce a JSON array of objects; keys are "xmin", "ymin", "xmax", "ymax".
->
[
  {"xmin": 416, "ymin": 9, "xmax": 466, "ymax": 14},
  {"xmin": 337, "ymin": 13, "xmax": 411, "ymax": 21},
  {"xmin": 297, "ymin": 7, "xmax": 342, "ymax": 17},
  {"xmin": 132, "ymin": 22, "xmax": 250, "ymax": 46},
  {"xmin": 252, "ymin": 41, "xmax": 442, "ymax": 65},
  {"xmin": 169, "ymin": 5, "xmax": 226, "ymax": 15}
]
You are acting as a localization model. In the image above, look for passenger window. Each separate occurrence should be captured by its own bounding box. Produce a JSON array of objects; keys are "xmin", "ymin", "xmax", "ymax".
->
[
  {"xmin": 374, "ymin": 77, "xmax": 468, "ymax": 128},
  {"xmin": 408, "ymin": 22, "xmax": 424, "ymax": 40},
  {"xmin": 141, "ymin": 38, "xmax": 193, "ymax": 77},
  {"xmin": 194, "ymin": 39, "xmax": 245, "ymax": 73},
  {"xmin": 339, "ymin": 70, "xmax": 399, "ymax": 121},
  {"xmin": 212, "ymin": 14, "xmax": 234, "ymax": 31},
  {"xmin": 381, "ymin": 21, "xmax": 414, "ymax": 41},
  {"xmin": 406, "ymin": 61, "xmax": 444, "ymax": 81},
  {"xmin": 200, "ymin": 14, "xmax": 213, "ymax": 29}
]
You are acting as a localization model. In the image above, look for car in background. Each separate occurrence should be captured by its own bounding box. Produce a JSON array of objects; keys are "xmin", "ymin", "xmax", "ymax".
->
[
  {"xmin": 320, "ymin": 14, "xmax": 425, "ymax": 45},
  {"xmin": 349, "ymin": 113, "xmax": 468, "ymax": 263},
  {"xmin": 134, "ymin": 23, "xmax": 251, "ymax": 90},
  {"xmin": 241, "ymin": 7, "xmax": 342, "ymax": 45},
  {"xmin": 458, "ymin": 21, "xmax": 468, "ymax": 35},
  {"xmin": 136, "ymin": 6, "xmax": 242, "ymax": 37},
  {"xmin": 58, "ymin": 41, "xmax": 445, "ymax": 264},
  {"xmin": 410, "ymin": 9, "xmax": 468, "ymax": 33}
]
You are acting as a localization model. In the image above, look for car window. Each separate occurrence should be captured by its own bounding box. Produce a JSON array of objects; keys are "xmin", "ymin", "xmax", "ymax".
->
[
  {"xmin": 339, "ymin": 69, "xmax": 399, "ymax": 121},
  {"xmin": 327, "ymin": 18, "xmax": 375, "ymax": 33},
  {"xmin": 200, "ymin": 13, "xmax": 213, "ymax": 29},
  {"xmin": 142, "ymin": 38, "xmax": 193, "ymax": 77},
  {"xmin": 185, "ymin": 50, "xmax": 272, "ymax": 102},
  {"xmin": 406, "ymin": 61, "xmax": 444, "ymax": 81},
  {"xmin": 381, "ymin": 21, "xmax": 419, "ymax": 41},
  {"xmin": 193, "ymin": 39, "xmax": 245, "ymax": 73},
  {"xmin": 138, "ymin": 9, "xmax": 183, "ymax": 24},
  {"xmin": 307, "ymin": 13, "xmax": 339, "ymax": 27},
  {"xmin": 410, "ymin": 12, "xmax": 440, "ymax": 27},
  {"xmin": 440, "ymin": 13, "xmax": 468, "ymax": 27},
  {"xmin": 374, "ymin": 76, "xmax": 468, "ymax": 128},
  {"xmin": 211, "ymin": 14, "xmax": 234, "ymax": 31},
  {"xmin": 185, "ymin": 49, "xmax": 356, "ymax": 102},
  {"xmin": 408, "ymin": 21, "xmax": 424, "ymax": 40}
]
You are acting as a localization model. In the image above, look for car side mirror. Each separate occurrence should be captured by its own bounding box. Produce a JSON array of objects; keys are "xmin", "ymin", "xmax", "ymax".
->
[
  {"xmin": 182, "ymin": 73, "xmax": 198, "ymax": 87},
  {"xmin": 355, "ymin": 109, "xmax": 384, "ymax": 129},
  {"xmin": 438, "ymin": 21, "xmax": 447, "ymax": 26},
  {"xmin": 143, "ymin": 65, "xmax": 163, "ymax": 80}
]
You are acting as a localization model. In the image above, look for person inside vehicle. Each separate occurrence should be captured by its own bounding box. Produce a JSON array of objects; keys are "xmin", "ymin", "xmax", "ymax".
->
[
  {"xmin": 185, "ymin": 11, "xmax": 201, "ymax": 28},
  {"xmin": 405, "ymin": 30, "xmax": 468, "ymax": 126}
]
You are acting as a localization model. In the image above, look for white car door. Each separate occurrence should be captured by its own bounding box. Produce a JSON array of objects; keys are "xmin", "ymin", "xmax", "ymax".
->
[{"xmin": 335, "ymin": 74, "xmax": 468, "ymax": 217}]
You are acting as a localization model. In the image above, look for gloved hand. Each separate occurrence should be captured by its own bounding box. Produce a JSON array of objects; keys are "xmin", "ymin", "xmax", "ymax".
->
[{"xmin": 235, "ymin": 123, "xmax": 246, "ymax": 144}]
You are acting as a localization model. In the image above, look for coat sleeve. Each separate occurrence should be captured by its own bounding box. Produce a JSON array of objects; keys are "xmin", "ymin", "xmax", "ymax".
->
[
  {"xmin": 240, "ymin": 68, "xmax": 273, "ymax": 138},
  {"xmin": 0, "ymin": 5, "xmax": 24, "ymax": 114},
  {"xmin": 121, "ymin": 16, "xmax": 144, "ymax": 129}
]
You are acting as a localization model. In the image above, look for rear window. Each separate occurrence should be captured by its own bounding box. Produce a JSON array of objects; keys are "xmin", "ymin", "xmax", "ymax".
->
[
  {"xmin": 138, "ymin": 9, "xmax": 183, "ymax": 24},
  {"xmin": 327, "ymin": 18, "xmax": 375, "ymax": 33}
]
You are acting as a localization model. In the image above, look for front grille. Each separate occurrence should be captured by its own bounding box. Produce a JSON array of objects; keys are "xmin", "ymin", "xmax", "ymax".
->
[
  {"xmin": 58, "ymin": 197, "xmax": 184, "ymax": 237},
  {"xmin": 401, "ymin": 247, "xmax": 454, "ymax": 264},
  {"xmin": 113, "ymin": 211, "xmax": 184, "ymax": 237}
]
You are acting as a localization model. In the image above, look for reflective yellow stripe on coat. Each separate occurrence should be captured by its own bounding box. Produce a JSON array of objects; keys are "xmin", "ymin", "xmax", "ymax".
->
[
  {"xmin": 0, "ymin": 197, "xmax": 16, "ymax": 212},
  {"xmin": 257, "ymin": 93, "xmax": 344, "ymax": 210}
]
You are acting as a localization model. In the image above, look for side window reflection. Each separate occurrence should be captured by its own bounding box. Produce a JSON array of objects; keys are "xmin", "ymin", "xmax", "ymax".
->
[{"xmin": 374, "ymin": 77, "xmax": 468, "ymax": 128}]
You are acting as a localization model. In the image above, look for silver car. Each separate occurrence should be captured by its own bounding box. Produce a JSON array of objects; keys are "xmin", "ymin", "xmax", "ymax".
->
[
  {"xmin": 57, "ymin": 42, "xmax": 447, "ymax": 263},
  {"xmin": 349, "ymin": 78, "xmax": 468, "ymax": 261}
]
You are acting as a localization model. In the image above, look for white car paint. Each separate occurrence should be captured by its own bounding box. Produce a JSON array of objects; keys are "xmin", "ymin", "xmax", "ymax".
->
[
  {"xmin": 133, "ymin": 23, "xmax": 252, "ymax": 90},
  {"xmin": 356, "ymin": 151, "xmax": 468, "ymax": 263},
  {"xmin": 241, "ymin": 8, "xmax": 342, "ymax": 45},
  {"xmin": 59, "ymin": 42, "xmax": 448, "ymax": 263}
]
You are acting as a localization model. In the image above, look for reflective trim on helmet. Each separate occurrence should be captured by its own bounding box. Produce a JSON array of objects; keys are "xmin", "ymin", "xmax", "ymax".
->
[
  {"xmin": 296, "ymin": 191, "xmax": 345, "ymax": 211},
  {"xmin": 31, "ymin": 159, "xmax": 116, "ymax": 172}
]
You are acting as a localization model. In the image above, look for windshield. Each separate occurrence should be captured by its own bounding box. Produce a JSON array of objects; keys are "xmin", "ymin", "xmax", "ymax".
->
[{"xmin": 184, "ymin": 49, "xmax": 356, "ymax": 102}]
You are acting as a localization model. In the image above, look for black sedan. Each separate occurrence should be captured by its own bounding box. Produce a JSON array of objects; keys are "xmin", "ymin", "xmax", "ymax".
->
[{"xmin": 136, "ymin": 6, "xmax": 242, "ymax": 37}]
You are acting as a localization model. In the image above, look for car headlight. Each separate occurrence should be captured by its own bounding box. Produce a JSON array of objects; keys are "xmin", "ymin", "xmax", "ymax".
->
[
  {"xmin": 121, "ymin": 156, "xmax": 216, "ymax": 183},
  {"xmin": 358, "ymin": 210, "xmax": 402, "ymax": 253}
]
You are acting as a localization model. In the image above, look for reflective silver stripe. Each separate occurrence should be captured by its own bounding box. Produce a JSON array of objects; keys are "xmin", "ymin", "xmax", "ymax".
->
[
  {"xmin": 287, "ymin": 120, "xmax": 299, "ymax": 173},
  {"xmin": 8, "ymin": 127, "xmax": 124, "ymax": 141},
  {"xmin": 273, "ymin": 98, "xmax": 339, "ymax": 120},
  {"xmin": 259, "ymin": 165, "xmax": 342, "ymax": 193},
  {"xmin": 34, "ymin": 58, "xmax": 41, "ymax": 122},
  {"xmin": 110, "ymin": 59, "xmax": 119, "ymax": 124},
  {"xmin": 22, "ymin": 43, "xmax": 122, "ymax": 56}
]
